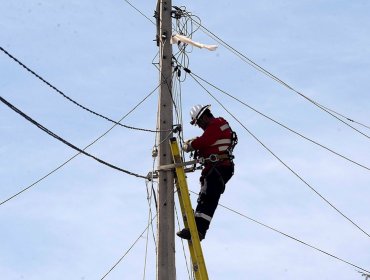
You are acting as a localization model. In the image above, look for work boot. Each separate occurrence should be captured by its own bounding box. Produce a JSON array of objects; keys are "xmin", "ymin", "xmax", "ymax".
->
[{"xmin": 176, "ymin": 228, "xmax": 205, "ymax": 241}]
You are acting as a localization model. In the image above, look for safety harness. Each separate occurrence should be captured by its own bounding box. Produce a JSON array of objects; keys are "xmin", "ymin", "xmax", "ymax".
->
[{"xmin": 193, "ymin": 122, "xmax": 238, "ymax": 167}]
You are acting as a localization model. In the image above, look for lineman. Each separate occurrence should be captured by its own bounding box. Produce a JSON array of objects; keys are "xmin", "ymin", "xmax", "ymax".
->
[{"xmin": 177, "ymin": 105, "xmax": 237, "ymax": 241}]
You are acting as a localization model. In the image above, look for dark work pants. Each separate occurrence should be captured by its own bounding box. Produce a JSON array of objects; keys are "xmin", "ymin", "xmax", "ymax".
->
[{"xmin": 195, "ymin": 164, "xmax": 234, "ymax": 236}]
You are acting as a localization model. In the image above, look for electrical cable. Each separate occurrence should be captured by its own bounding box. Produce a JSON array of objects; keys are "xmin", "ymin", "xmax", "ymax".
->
[
  {"xmin": 174, "ymin": 203, "xmax": 193, "ymax": 280},
  {"xmin": 0, "ymin": 46, "xmax": 170, "ymax": 133},
  {"xmin": 142, "ymin": 184, "xmax": 154, "ymax": 280},
  {"xmin": 70, "ymin": 1, "xmax": 370, "ymax": 276},
  {"xmin": 185, "ymin": 189, "xmax": 370, "ymax": 274},
  {"xmin": 0, "ymin": 85, "xmax": 158, "ymax": 206},
  {"xmin": 154, "ymin": 130, "xmax": 174, "ymax": 148},
  {"xmin": 122, "ymin": 0, "xmax": 370, "ymax": 138},
  {"xmin": 172, "ymin": 67, "xmax": 188, "ymax": 162},
  {"xmin": 169, "ymin": 73, "xmax": 195, "ymax": 280},
  {"xmin": 152, "ymin": 40, "xmax": 183, "ymax": 129},
  {"xmin": 122, "ymin": 0, "xmax": 155, "ymax": 25},
  {"xmin": 187, "ymin": 20, "xmax": 370, "ymax": 139},
  {"xmin": 32, "ymin": 0, "xmax": 368, "ymax": 274},
  {"xmin": 319, "ymin": 104, "xmax": 370, "ymax": 131},
  {"xmin": 171, "ymin": 7, "xmax": 198, "ymax": 83},
  {"xmin": 188, "ymin": 74, "xmax": 370, "ymax": 240},
  {"xmin": 187, "ymin": 190, "xmax": 370, "ymax": 274},
  {"xmin": 146, "ymin": 120, "xmax": 160, "ymax": 277},
  {"xmin": 221, "ymin": 205, "xmax": 370, "ymax": 274},
  {"xmin": 100, "ymin": 215, "xmax": 157, "ymax": 280},
  {"xmin": 142, "ymin": 212, "xmax": 150, "ymax": 280},
  {"xmin": 142, "ymin": 6, "xmax": 191, "ymax": 140},
  {"xmin": 172, "ymin": 67, "xmax": 185, "ymax": 138},
  {"xmin": 187, "ymin": 70, "xmax": 370, "ymax": 172},
  {"xmin": 148, "ymin": 186, "xmax": 158, "ymax": 250},
  {"xmin": 1, "ymin": 96, "xmax": 148, "ymax": 179},
  {"xmin": 146, "ymin": 160, "xmax": 158, "ymax": 249}
]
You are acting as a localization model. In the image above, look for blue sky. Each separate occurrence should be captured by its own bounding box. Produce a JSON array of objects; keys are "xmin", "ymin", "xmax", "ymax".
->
[{"xmin": 1, "ymin": 1, "xmax": 370, "ymax": 279}]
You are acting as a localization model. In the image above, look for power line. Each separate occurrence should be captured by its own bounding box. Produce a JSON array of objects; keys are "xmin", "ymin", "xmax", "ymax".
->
[
  {"xmin": 100, "ymin": 215, "xmax": 157, "ymax": 280},
  {"xmin": 223, "ymin": 202, "xmax": 370, "ymax": 274},
  {"xmin": 175, "ymin": 203, "xmax": 194, "ymax": 280},
  {"xmin": 0, "ymin": 85, "xmax": 158, "ymax": 207},
  {"xmin": 146, "ymin": 159, "xmax": 158, "ymax": 249},
  {"xmin": 143, "ymin": 174, "xmax": 159, "ymax": 279},
  {"xmin": 1, "ymin": 95, "xmax": 147, "ymax": 179},
  {"xmin": 59, "ymin": 2, "xmax": 369, "ymax": 278},
  {"xmin": 321, "ymin": 105, "xmax": 370, "ymax": 131},
  {"xmin": 219, "ymin": 199, "xmax": 370, "ymax": 274},
  {"xmin": 151, "ymin": 46, "xmax": 183, "ymax": 128},
  {"xmin": 188, "ymin": 73, "xmax": 370, "ymax": 240},
  {"xmin": 121, "ymin": 2, "xmax": 370, "ymax": 138},
  {"xmin": 0, "ymin": 46, "xmax": 170, "ymax": 133},
  {"xmin": 187, "ymin": 189, "xmax": 370, "ymax": 274},
  {"xmin": 189, "ymin": 19, "xmax": 370, "ymax": 140},
  {"xmin": 143, "ymin": 196, "xmax": 153, "ymax": 280},
  {"xmin": 122, "ymin": 0, "xmax": 155, "ymax": 25},
  {"xmin": 188, "ymin": 70, "xmax": 370, "ymax": 172}
]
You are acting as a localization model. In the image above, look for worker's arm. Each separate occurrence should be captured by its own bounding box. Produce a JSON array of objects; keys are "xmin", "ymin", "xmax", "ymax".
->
[{"xmin": 191, "ymin": 124, "xmax": 221, "ymax": 150}]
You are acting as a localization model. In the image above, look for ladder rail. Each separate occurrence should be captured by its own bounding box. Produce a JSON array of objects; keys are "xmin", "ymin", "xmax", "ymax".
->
[{"xmin": 170, "ymin": 137, "xmax": 209, "ymax": 280}]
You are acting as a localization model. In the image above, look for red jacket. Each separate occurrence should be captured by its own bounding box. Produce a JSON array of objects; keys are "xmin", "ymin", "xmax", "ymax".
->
[{"xmin": 191, "ymin": 117, "xmax": 234, "ymax": 172}]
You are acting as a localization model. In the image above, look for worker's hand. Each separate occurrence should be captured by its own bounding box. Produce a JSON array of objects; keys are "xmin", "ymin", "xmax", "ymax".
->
[{"xmin": 182, "ymin": 139, "xmax": 195, "ymax": 153}]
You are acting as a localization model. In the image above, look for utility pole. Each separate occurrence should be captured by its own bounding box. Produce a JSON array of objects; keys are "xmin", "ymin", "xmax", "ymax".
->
[{"xmin": 156, "ymin": 0, "xmax": 175, "ymax": 279}]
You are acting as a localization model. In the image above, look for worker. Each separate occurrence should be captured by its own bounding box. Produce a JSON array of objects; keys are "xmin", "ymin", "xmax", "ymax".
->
[{"xmin": 177, "ymin": 104, "xmax": 237, "ymax": 241}]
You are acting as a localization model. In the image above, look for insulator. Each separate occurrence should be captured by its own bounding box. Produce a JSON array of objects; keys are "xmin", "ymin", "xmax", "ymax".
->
[{"xmin": 152, "ymin": 147, "xmax": 158, "ymax": 158}]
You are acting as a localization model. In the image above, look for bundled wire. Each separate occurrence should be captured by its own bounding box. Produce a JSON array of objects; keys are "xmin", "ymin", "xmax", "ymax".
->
[
  {"xmin": 0, "ymin": 46, "xmax": 170, "ymax": 133},
  {"xmin": 171, "ymin": 6, "xmax": 201, "ymax": 82},
  {"xmin": 0, "ymin": 84, "xmax": 159, "ymax": 206},
  {"xmin": 0, "ymin": 95, "xmax": 147, "ymax": 179}
]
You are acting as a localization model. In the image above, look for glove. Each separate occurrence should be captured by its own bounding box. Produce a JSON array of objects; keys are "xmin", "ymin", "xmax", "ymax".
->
[{"xmin": 182, "ymin": 139, "xmax": 195, "ymax": 153}]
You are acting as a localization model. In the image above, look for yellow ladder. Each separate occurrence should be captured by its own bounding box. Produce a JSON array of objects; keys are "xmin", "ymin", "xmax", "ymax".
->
[{"xmin": 169, "ymin": 137, "xmax": 209, "ymax": 280}]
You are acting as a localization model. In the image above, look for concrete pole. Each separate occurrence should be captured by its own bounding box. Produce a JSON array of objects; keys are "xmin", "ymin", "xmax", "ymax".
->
[{"xmin": 156, "ymin": 0, "xmax": 176, "ymax": 279}]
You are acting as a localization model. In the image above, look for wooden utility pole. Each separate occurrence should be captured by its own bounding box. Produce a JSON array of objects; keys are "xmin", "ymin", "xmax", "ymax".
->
[{"xmin": 156, "ymin": 0, "xmax": 175, "ymax": 279}]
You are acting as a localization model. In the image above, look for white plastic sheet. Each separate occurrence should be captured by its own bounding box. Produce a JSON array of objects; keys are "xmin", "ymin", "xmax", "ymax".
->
[{"xmin": 171, "ymin": 34, "xmax": 218, "ymax": 51}]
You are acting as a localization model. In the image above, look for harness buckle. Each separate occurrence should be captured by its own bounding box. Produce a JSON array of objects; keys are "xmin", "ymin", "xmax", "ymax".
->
[{"xmin": 208, "ymin": 154, "xmax": 219, "ymax": 162}]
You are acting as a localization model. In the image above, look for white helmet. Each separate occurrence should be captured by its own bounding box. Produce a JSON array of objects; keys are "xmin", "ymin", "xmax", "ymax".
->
[{"xmin": 190, "ymin": 104, "xmax": 211, "ymax": 125}]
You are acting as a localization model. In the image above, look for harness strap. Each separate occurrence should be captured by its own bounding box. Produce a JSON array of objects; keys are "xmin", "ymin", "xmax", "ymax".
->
[{"xmin": 200, "ymin": 153, "xmax": 234, "ymax": 163}]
